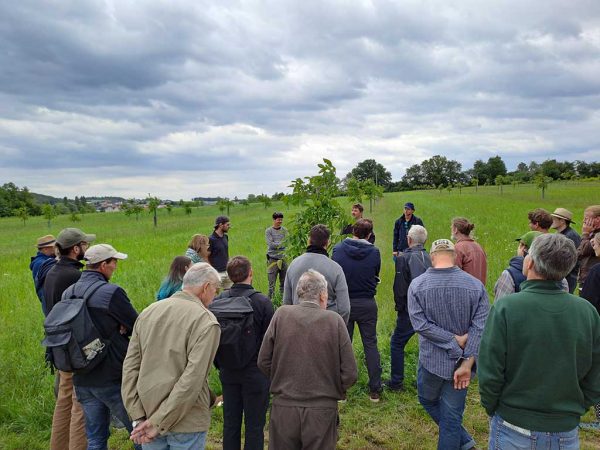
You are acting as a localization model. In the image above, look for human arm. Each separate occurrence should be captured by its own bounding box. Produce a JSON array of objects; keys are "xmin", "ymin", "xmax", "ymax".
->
[
  {"xmin": 493, "ymin": 271, "xmax": 515, "ymax": 302},
  {"xmin": 282, "ymin": 270, "xmax": 293, "ymax": 305},
  {"xmin": 581, "ymin": 313, "xmax": 600, "ymax": 408},
  {"xmin": 477, "ymin": 305, "xmax": 507, "ymax": 416},
  {"xmin": 462, "ymin": 287, "xmax": 490, "ymax": 358},
  {"xmin": 265, "ymin": 228, "xmax": 276, "ymax": 252},
  {"xmin": 407, "ymin": 284, "xmax": 464, "ymax": 358},
  {"xmin": 121, "ymin": 321, "xmax": 146, "ymax": 421},
  {"xmin": 577, "ymin": 231, "xmax": 595, "ymax": 258},
  {"xmin": 392, "ymin": 257, "xmax": 411, "ymax": 311},
  {"xmin": 147, "ymin": 323, "xmax": 221, "ymax": 434},
  {"xmin": 392, "ymin": 219, "xmax": 399, "ymax": 254},
  {"xmin": 454, "ymin": 356, "xmax": 476, "ymax": 389},
  {"xmin": 581, "ymin": 266, "xmax": 600, "ymax": 315},
  {"xmin": 108, "ymin": 288, "xmax": 138, "ymax": 336},
  {"xmin": 334, "ymin": 267, "xmax": 351, "ymax": 324},
  {"xmin": 338, "ymin": 317, "xmax": 358, "ymax": 392},
  {"xmin": 257, "ymin": 313, "xmax": 277, "ymax": 378}
]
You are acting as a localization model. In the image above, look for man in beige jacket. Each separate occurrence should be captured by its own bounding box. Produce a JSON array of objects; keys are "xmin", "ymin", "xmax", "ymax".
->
[{"xmin": 122, "ymin": 263, "xmax": 221, "ymax": 449}]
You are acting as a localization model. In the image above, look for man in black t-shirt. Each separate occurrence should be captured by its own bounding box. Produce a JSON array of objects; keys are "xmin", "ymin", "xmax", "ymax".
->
[{"xmin": 209, "ymin": 215, "xmax": 232, "ymax": 289}]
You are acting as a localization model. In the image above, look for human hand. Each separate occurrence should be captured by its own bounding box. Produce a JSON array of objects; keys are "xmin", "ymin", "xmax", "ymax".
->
[
  {"xmin": 392, "ymin": 251, "xmax": 399, "ymax": 257},
  {"xmin": 130, "ymin": 420, "xmax": 159, "ymax": 444},
  {"xmin": 453, "ymin": 363, "xmax": 471, "ymax": 390},
  {"xmin": 582, "ymin": 217, "xmax": 593, "ymax": 234},
  {"xmin": 455, "ymin": 334, "xmax": 468, "ymax": 349},
  {"xmin": 213, "ymin": 395, "xmax": 223, "ymax": 407}
]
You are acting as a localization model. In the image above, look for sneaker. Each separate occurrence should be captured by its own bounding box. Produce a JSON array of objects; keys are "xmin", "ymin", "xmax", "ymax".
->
[
  {"xmin": 369, "ymin": 391, "xmax": 381, "ymax": 403},
  {"xmin": 579, "ymin": 421, "xmax": 600, "ymax": 431},
  {"xmin": 383, "ymin": 380, "xmax": 404, "ymax": 392}
]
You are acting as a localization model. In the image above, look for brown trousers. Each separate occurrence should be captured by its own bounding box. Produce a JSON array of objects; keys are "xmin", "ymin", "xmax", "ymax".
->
[
  {"xmin": 50, "ymin": 371, "xmax": 87, "ymax": 450},
  {"xmin": 268, "ymin": 404, "xmax": 338, "ymax": 450}
]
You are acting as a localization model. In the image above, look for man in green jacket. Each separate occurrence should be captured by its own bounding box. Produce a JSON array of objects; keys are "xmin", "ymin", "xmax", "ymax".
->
[{"xmin": 479, "ymin": 233, "xmax": 600, "ymax": 448}]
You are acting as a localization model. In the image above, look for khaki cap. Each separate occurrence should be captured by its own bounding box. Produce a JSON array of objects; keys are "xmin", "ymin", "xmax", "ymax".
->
[
  {"xmin": 430, "ymin": 239, "xmax": 455, "ymax": 254},
  {"xmin": 84, "ymin": 244, "xmax": 128, "ymax": 265},
  {"xmin": 56, "ymin": 228, "xmax": 96, "ymax": 248}
]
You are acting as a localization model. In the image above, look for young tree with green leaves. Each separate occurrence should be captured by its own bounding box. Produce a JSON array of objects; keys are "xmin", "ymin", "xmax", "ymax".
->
[
  {"xmin": 42, "ymin": 204, "xmax": 57, "ymax": 228},
  {"xmin": 362, "ymin": 179, "xmax": 383, "ymax": 212},
  {"xmin": 15, "ymin": 206, "xmax": 28, "ymax": 226},
  {"xmin": 257, "ymin": 194, "xmax": 272, "ymax": 209},
  {"xmin": 345, "ymin": 177, "xmax": 364, "ymax": 203},
  {"xmin": 147, "ymin": 196, "xmax": 160, "ymax": 227},
  {"xmin": 535, "ymin": 174, "xmax": 552, "ymax": 199}
]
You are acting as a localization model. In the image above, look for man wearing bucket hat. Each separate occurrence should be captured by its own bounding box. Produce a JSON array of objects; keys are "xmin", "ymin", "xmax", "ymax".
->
[
  {"xmin": 551, "ymin": 208, "xmax": 581, "ymax": 293},
  {"xmin": 408, "ymin": 239, "xmax": 489, "ymax": 450},
  {"xmin": 69, "ymin": 244, "xmax": 140, "ymax": 450},
  {"xmin": 30, "ymin": 234, "xmax": 57, "ymax": 310},
  {"xmin": 44, "ymin": 227, "xmax": 95, "ymax": 450}
]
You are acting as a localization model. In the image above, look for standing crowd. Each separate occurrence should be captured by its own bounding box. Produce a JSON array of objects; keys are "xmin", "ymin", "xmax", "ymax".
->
[{"xmin": 29, "ymin": 202, "xmax": 600, "ymax": 450}]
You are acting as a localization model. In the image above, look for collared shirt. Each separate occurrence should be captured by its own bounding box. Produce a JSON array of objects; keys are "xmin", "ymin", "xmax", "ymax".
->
[{"xmin": 408, "ymin": 266, "xmax": 489, "ymax": 379}]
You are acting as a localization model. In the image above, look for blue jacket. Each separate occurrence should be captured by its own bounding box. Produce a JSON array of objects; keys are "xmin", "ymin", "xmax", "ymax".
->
[
  {"xmin": 29, "ymin": 252, "xmax": 56, "ymax": 310},
  {"xmin": 393, "ymin": 215, "xmax": 424, "ymax": 253},
  {"xmin": 332, "ymin": 238, "xmax": 381, "ymax": 299}
]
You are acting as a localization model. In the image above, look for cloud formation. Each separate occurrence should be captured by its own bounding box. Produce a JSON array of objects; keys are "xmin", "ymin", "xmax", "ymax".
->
[{"xmin": 1, "ymin": 0, "xmax": 599, "ymax": 198}]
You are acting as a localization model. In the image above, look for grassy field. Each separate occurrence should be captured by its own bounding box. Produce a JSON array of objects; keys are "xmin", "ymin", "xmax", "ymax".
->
[{"xmin": 1, "ymin": 181, "xmax": 599, "ymax": 449}]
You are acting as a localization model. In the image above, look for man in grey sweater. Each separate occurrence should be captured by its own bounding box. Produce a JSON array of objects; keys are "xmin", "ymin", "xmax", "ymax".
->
[
  {"xmin": 258, "ymin": 269, "xmax": 357, "ymax": 450},
  {"xmin": 283, "ymin": 224, "xmax": 350, "ymax": 323},
  {"xmin": 265, "ymin": 212, "xmax": 288, "ymax": 298}
]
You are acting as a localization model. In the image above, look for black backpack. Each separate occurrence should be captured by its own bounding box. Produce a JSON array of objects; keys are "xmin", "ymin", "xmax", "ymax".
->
[
  {"xmin": 42, "ymin": 280, "xmax": 109, "ymax": 374},
  {"xmin": 209, "ymin": 289, "xmax": 258, "ymax": 370}
]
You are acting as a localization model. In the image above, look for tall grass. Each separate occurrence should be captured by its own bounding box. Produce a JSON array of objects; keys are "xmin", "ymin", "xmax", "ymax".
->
[{"xmin": 1, "ymin": 181, "xmax": 598, "ymax": 449}]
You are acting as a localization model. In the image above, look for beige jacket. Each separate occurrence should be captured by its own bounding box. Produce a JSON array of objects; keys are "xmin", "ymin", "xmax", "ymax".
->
[{"xmin": 121, "ymin": 290, "xmax": 220, "ymax": 434}]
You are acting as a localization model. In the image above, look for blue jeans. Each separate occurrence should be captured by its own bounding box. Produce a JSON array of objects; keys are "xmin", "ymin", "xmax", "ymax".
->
[
  {"xmin": 390, "ymin": 310, "xmax": 415, "ymax": 387},
  {"xmin": 417, "ymin": 365, "xmax": 475, "ymax": 450},
  {"xmin": 74, "ymin": 383, "xmax": 141, "ymax": 450},
  {"xmin": 143, "ymin": 431, "xmax": 207, "ymax": 450},
  {"xmin": 489, "ymin": 414, "xmax": 579, "ymax": 449}
]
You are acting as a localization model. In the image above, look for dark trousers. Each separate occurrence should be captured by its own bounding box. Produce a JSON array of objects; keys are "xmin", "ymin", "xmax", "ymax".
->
[
  {"xmin": 390, "ymin": 309, "xmax": 415, "ymax": 387},
  {"xmin": 221, "ymin": 367, "xmax": 270, "ymax": 450},
  {"xmin": 346, "ymin": 298, "xmax": 382, "ymax": 392},
  {"xmin": 267, "ymin": 257, "xmax": 287, "ymax": 299},
  {"xmin": 269, "ymin": 404, "xmax": 338, "ymax": 450}
]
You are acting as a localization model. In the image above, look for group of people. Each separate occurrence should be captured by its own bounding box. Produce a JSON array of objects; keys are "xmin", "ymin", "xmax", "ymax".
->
[{"xmin": 27, "ymin": 201, "xmax": 600, "ymax": 450}]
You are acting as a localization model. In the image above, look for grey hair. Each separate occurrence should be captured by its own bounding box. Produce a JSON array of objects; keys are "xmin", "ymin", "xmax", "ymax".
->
[
  {"xmin": 408, "ymin": 225, "xmax": 428, "ymax": 245},
  {"xmin": 182, "ymin": 262, "xmax": 220, "ymax": 288},
  {"xmin": 296, "ymin": 269, "xmax": 328, "ymax": 304},
  {"xmin": 528, "ymin": 233, "xmax": 577, "ymax": 281}
]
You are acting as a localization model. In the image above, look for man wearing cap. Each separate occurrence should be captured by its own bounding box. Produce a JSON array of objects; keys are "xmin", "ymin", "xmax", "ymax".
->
[
  {"xmin": 30, "ymin": 234, "xmax": 57, "ymax": 313},
  {"xmin": 551, "ymin": 207, "xmax": 581, "ymax": 293},
  {"xmin": 68, "ymin": 244, "xmax": 140, "ymax": 450},
  {"xmin": 44, "ymin": 227, "xmax": 95, "ymax": 450},
  {"xmin": 408, "ymin": 238, "xmax": 489, "ymax": 450},
  {"xmin": 393, "ymin": 202, "xmax": 424, "ymax": 256},
  {"xmin": 479, "ymin": 233, "xmax": 600, "ymax": 448},
  {"xmin": 209, "ymin": 215, "xmax": 233, "ymax": 289}
]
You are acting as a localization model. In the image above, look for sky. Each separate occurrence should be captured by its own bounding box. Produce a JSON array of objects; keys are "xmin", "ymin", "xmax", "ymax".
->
[{"xmin": 1, "ymin": 0, "xmax": 599, "ymax": 200}]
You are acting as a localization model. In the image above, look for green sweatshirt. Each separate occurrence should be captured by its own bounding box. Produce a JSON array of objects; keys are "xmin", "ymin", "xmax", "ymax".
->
[{"xmin": 478, "ymin": 280, "xmax": 600, "ymax": 432}]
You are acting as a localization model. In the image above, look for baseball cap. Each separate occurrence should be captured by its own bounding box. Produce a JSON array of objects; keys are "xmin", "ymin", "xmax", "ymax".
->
[
  {"xmin": 214, "ymin": 215, "xmax": 230, "ymax": 228},
  {"xmin": 430, "ymin": 239, "xmax": 455, "ymax": 254},
  {"xmin": 84, "ymin": 244, "xmax": 128, "ymax": 265},
  {"xmin": 36, "ymin": 235, "xmax": 56, "ymax": 248},
  {"xmin": 515, "ymin": 231, "xmax": 542, "ymax": 249},
  {"xmin": 404, "ymin": 202, "xmax": 415, "ymax": 210},
  {"xmin": 56, "ymin": 228, "xmax": 96, "ymax": 248}
]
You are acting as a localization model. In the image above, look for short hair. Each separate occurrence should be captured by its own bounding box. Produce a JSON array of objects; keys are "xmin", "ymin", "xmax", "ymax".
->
[
  {"xmin": 585, "ymin": 205, "xmax": 600, "ymax": 218},
  {"xmin": 227, "ymin": 256, "xmax": 251, "ymax": 283},
  {"xmin": 309, "ymin": 224, "xmax": 330, "ymax": 248},
  {"xmin": 272, "ymin": 211, "xmax": 284, "ymax": 220},
  {"xmin": 182, "ymin": 262, "xmax": 220, "ymax": 289},
  {"xmin": 296, "ymin": 269, "xmax": 328, "ymax": 304},
  {"xmin": 528, "ymin": 208, "xmax": 553, "ymax": 230},
  {"xmin": 188, "ymin": 234, "xmax": 209, "ymax": 252},
  {"xmin": 56, "ymin": 242, "xmax": 80, "ymax": 257},
  {"xmin": 352, "ymin": 219, "xmax": 373, "ymax": 239},
  {"xmin": 528, "ymin": 233, "xmax": 577, "ymax": 281},
  {"xmin": 452, "ymin": 217, "xmax": 475, "ymax": 236},
  {"xmin": 352, "ymin": 203, "xmax": 364, "ymax": 213},
  {"xmin": 408, "ymin": 225, "xmax": 428, "ymax": 245}
]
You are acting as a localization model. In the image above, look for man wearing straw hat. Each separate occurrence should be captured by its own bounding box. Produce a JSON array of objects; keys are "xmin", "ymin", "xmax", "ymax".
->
[
  {"xmin": 551, "ymin": 207, "xmax": 581, "ymax": 293},
  {"xmin": 30, "ymin": 234, "xmax": 57, "ymax": 312}
]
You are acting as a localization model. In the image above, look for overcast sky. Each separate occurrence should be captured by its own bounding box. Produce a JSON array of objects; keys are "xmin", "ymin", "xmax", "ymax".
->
[{"xmin": 1, "ymin": 0, "xmax": 599, "ymax": 199}]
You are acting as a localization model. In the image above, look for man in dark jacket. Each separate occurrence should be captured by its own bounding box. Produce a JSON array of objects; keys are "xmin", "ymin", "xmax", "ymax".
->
[
  {"xmin": 342, "ymin": 203, "xmax": 375, "ymax": 244},
  {"xmin": 211, "ymin": 256, "xmax": 274, "ymax": 450},
  {"xmin": 209, "ymin": 215, "xmax": 232, "ymax": 289},
  {"xmin": 393, "ymin": 202, "xmax": 424, "ymax": 255},
  {"xmin": 388, "ymin": 225, "xmax": 431, "ymax": 391},
  {"xmin": 332, "ymin": 219, "xmax": 382, "ymax": 401},
  {"xmin": 30, "ymin": 234, "xmax": 57, "ymax": 313},
  {"xmin": 69, "ymin": 244, "xmax": 140, "ymax": 450},
  {"xmin": 551, "ymin": 207, "xmax": 581, "ymax": 293},
  {"xmin": 44, "ymin": 227, "xmax": 95, "ymax": 450}
]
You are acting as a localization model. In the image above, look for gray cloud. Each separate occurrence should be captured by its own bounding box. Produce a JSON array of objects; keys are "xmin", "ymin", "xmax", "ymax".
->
[{"xmin": 0, "ymin": 0, "xmax": 599, "ymax": 198}]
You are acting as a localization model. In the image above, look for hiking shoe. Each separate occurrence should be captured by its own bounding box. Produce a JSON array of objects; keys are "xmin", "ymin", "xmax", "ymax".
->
[
  {"xmin": 579, "ymin": 421, "xmax": 600, "ymax": 431},
  {"xmin": 369, "ymin": 391, "xmax": 381, "ymax": 403},
  {"xmin": 383, "ymin": 380, "xmax": 404, "ymax": 392}
]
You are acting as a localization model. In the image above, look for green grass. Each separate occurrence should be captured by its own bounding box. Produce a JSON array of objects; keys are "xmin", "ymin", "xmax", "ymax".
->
[{"xmin": 1, "ymin": 181, "xmax": 599, "ymax": 449}]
